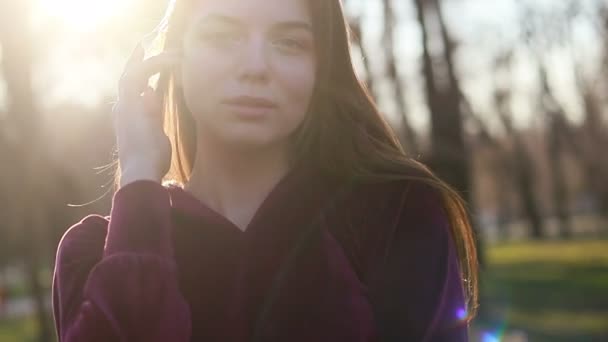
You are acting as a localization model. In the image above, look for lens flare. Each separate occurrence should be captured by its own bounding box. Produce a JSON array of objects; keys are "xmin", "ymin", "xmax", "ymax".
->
[
  {"xmin": 457, "ymin": 307, "xmax": 468, "ymax": 321},
  {"xmin": 481, "ymin": 332, "xmax": 500, "ymax": 342},
  {"xmin": 35, "ymin": 0, "xmax": 131, "ymax": 32}
]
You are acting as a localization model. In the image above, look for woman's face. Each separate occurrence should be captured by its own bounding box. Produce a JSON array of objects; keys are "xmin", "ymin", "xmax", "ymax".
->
[{"xmin": 179, "ymin": 0, "xmax": 316, "ymax": 150}]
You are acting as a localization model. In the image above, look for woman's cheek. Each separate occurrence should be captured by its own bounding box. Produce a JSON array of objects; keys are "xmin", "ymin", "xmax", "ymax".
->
[
  {"xmin": 184, "ymin": 49, "xmax": 229, "ymax": 85},
  {"xmin": 180, "ymin": 51, "xmax": 229, "ymax": 111},
  {"xmin": 279, "ymin": 59, "xmax": 316, "ymax": 106}
]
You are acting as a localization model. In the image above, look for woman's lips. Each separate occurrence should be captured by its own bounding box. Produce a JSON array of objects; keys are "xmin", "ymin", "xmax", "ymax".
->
[{"xmin": 222, "ymin": 96, "xmax": 278, "ymax": 119}]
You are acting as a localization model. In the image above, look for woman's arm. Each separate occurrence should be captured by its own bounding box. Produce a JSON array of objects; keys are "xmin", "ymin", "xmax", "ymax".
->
[
  {"xmin": 366, "ymin": 183, "xmax": 468, "ymax": 342},
  {"xmin": 52, "ymin": 181, "xmax": 191, "ymax": 342}
]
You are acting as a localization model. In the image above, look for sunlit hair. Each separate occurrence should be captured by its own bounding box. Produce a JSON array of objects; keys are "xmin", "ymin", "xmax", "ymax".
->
[{"xmin": 115, "ymin": 0, "xmax": 478, "ymax": 320}]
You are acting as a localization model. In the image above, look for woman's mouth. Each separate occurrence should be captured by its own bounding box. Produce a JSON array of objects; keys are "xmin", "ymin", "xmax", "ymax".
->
[{"xmin": 222, "ymin": 96, "xmax": 278, "ymax": 119}]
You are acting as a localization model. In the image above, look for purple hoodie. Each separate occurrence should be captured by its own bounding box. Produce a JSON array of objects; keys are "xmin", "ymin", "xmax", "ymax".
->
[{"xmin": 52, "ymin": 165, "xmax": 469, "ymax": 341}]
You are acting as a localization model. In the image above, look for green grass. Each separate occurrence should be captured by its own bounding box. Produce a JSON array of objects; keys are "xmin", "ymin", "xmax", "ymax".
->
[
  {"xmin": 0, "ymin": 316, "xmax": 39, "ymax": 342},
  {"xmin": 5, "ymin": 266, "xmax": 53, "ymax": 299},
  {"xmin": 476, "ymin": 239, "xmax": 608, "ymax": 341}
]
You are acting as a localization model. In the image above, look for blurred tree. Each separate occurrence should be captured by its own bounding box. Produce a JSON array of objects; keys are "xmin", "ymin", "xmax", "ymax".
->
[
  {"xmin": 0, "ymin": 132, "xmax": 22, "ymax": 268},
  {"xmin": 381, "ymin": 0, "xmax": 418, "ymax": 154},
  {"xmin": 414, "ymin": 0, "xmax": 470, "ymax": 198},
  {"xmin": 0, "ymin": 0, "xmax": 54, "ymax": 340},
  {"xmin": 575, "ymin": 75, "xmax": 608, "ymax": 219},
  {"xmin": 577, "ymin": 2, "xmax": 608, "ymax": 219},
  {"xmin": 493, "ymin": 51, "xmax": 545, "ymax": 239},
  {"xmin": 537, "ymin": 65, "xmax": 572, "ymax": 238},
  {"xmin": 414, "ymin": 0, "xmax": 484, "ymax": 263},
  {"xmin": 518, "ymin": 4, "xmax": 578, "ymax": 239},
  {"xmin": 346, "ymin": 0, "xmax": 418, "ymax": 154},
  {"xmin": 348, "ymin": 17, "xmax": 376, "ymax": 98}
]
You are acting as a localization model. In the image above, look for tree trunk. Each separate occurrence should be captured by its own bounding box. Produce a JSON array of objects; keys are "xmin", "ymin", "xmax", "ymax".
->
[
  {"xmin": 0, "ymin": 1, "xmax": 53, "ymax": 341},
  {"xmin": 548, "ymin": 115, "xmax": 571, "ymax": 238},
  {"xmin": 414, "ymin": 0, "xmax": 483, "ymax": 264},
  {"xmin": 348, "ymin": 18, "xmax": 376, "ymax": 97},
  {"xmin": 514, "ymin": 139, "xmax": 544, "ymax": 239},
  {"xmin": 381, "ymin": 0, "xmax": 418, "ymax": 154},
  {"xmin": 494, "ymin": 84, "xmax": 545, "ymax": 239},
  {"xmin": 538, "ymin": 67, "xmax": 572, "ymax": 239}
]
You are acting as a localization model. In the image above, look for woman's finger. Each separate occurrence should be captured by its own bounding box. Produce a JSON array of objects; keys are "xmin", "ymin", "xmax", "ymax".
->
[
  {"xmin": 142, "ymin": 86, "xmax": 163, "ymax": 123},
  {"xmin": 134, "ymin": 51, "xmax": 181, "ymax": 80},
  {"xmin": 124, "ymin": 42, "xmax": 145, "ymax": 72},
  {"xmin": 118, "ymin": 43, "xmax": 145, "ymax": 99},
  {"xmin": 119, "ymin": 51, "xmax": 181, "ymax": 99}
]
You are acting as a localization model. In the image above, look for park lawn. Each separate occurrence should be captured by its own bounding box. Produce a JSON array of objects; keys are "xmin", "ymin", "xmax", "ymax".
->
[
  {"xmin": 476, "ymin": 239, "xmax": 608, "ymax": 341},
  {"xmin": 0, "ymin": 316, "xmax": 39, "ymax": 342}
]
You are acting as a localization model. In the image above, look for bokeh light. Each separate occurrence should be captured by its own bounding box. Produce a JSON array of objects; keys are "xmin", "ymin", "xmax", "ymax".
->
[{"xmin": 481, "ymin": 331, "xmax": 501, "ymax": 342}]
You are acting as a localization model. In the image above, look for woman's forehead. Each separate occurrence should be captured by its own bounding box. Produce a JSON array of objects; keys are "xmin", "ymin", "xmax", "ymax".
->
[{"xmin": 189, "ymin": 0, "xmax": 312, "ymax": 26}]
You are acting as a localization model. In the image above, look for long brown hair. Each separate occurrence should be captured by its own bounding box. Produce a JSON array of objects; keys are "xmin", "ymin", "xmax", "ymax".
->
[{"xmin": 119, "ymin": 0, "xmax": 478, "ymax": 320}]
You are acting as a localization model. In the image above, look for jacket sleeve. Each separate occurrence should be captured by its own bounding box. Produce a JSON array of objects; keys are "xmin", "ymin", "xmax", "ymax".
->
[
  {"xmin": 52, "ymin": 181, "xmax": 192, "ymax": 342},
  {"xmin": 366, "ymin": 183, "xmax": 469, "ymax": 342}
]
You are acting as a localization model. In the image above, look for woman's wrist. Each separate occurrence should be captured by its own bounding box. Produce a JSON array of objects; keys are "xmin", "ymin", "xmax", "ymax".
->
[{"xmin": 120, "ymin": 162, "xmax": 163, "ymax": 187}]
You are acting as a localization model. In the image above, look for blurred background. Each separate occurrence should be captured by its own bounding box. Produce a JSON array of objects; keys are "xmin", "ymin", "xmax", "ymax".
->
[{"xmin": 0, "ymin": 0, "xmax": 606, "ymax": 341}]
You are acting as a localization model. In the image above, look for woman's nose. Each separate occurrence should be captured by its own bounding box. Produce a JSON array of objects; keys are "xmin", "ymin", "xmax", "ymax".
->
[{"xmin": 237, "ymin": 36, "xmax": 270, "ymax": 82}]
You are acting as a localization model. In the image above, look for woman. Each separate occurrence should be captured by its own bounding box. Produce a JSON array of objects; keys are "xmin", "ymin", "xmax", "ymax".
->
[{"xmin": 52, "ymin": 0, "xmax": 478, "ymax": 341}]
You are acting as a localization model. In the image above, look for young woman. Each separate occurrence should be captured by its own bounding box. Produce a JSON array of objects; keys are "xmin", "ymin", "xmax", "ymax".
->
[{"xmin": 52, "ymin": 0, "xmax": 478, "ymax": 341}]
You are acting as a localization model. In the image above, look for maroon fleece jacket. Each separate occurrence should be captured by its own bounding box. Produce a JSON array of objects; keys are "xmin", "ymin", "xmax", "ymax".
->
[{"xmin": 52, "ymin": 165, "xmax": 469, "ymax": 341}]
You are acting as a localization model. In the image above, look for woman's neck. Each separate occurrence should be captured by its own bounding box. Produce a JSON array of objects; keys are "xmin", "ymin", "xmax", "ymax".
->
[{"xmin": 184, "ymin": 139, "xmax": 291, "ymax": 231}]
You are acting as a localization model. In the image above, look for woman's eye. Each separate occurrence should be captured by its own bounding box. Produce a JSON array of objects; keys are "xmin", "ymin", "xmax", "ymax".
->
[{"xmin": 273, "ymin": 38, "xmax": 308, "ymax": 53}]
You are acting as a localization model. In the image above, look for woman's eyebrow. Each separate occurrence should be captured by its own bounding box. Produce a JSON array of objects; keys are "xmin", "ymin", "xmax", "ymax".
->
[
  {"xmin": 195, "ymin": 14, "xmax": 312, "ymax": 32},
  {"xmin": 195, "ymin": 14, "xmax": 243, "ymax": 28},
  {"xmin": 272, "ymin": 21, "xmax": 312, "ymax": 33}
]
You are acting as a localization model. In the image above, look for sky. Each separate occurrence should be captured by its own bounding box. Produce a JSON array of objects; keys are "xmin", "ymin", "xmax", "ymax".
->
[{"xmin": 0, "ymin": 0, "xmax": 603, "ymax": 133}]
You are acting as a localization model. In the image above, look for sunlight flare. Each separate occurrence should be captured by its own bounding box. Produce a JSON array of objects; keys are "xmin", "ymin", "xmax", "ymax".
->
[{"xmin": 35, "ymin": 0, "xmax": 131, "ymax": 32}]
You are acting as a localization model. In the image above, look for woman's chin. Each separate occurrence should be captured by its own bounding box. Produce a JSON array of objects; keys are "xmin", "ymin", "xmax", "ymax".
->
[
  {"xmin": 216, "ymin": 131, "xmax": 287, "ymax": 152},
  {"xmin": 197, "ymin": 120, "xmax": 294, "ymax": 153}
]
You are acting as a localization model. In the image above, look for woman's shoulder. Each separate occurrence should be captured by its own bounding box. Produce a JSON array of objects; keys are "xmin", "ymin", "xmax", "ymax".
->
[
  {"xmin": 344, "ymin": 178, "xmax": 468, "ymax": 341},
  {"xmin": 327, "ymin": 175, "xmax": 449, "ymax": 275},
  {"xmin": 346, "ymin": 174, "xmax": 446, "ymax": 220},
  {"xmin": 55, "ymin": 214, "xmax": 109, "ymax": 263}
]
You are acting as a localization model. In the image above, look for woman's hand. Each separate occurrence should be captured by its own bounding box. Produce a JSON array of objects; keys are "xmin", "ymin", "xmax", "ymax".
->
[{"xmin": 113, "ymin": 44, "xmax": 181, "ymax": 187}]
